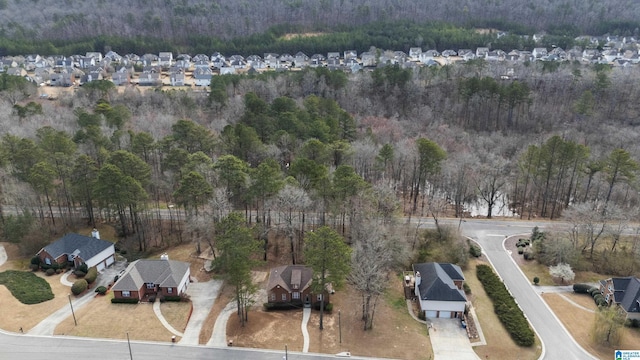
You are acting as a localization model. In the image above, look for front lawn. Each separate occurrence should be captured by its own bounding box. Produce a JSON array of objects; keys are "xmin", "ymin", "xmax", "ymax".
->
[{"xmin": 0, "ymin": 270, "xmax": 54, "ymax": 304}]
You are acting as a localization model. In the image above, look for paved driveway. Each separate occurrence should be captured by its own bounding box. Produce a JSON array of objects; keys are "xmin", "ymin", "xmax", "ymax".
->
[
  {"xmin": 429, "ymin": 318, "xmax": 480, "ymax": 360},
  {"xmin": 179, "ymin": 279, "xmax": 223, "ymax": 345}
]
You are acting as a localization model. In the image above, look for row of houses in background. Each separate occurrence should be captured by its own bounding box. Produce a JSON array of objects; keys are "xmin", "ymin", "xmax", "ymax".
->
[{"xmin": 3, "ymin": 35, "xmax": 640, "ymax": 88}]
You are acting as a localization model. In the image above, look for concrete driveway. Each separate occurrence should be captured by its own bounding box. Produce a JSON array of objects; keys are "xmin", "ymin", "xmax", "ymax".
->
[
  {"xmin": 0, "ymin": 244, "xmax": 7, "ymax": 267},
  {"xmin": 429, "ymin": 318, "xmax": 480, "ymax": 360},
  {"xmin": 179, "ymin": 279, "xmax": 223, "ymax": 345}
]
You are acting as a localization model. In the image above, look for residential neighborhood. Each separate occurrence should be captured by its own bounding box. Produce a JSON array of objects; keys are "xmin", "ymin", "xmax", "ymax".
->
[{"xmin": 3, "ymin": 33, "xmax": 640, "ymax": 90}]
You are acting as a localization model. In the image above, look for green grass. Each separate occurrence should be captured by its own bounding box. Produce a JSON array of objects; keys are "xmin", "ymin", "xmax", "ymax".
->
[{"xmin": 0, "ymin": 270, "xmax": 54, "ymax": 304}]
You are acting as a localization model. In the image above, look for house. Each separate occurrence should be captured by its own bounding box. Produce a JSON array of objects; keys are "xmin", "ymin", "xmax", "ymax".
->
[
  {"xmin": 49, "ymin": 72, "xmax": 75, "ymax": 87},
  {"xmin": 112, "ymin": 254, "xmax": 191, "ymax": 302},
  {"xmin": 169, "ymin": 70, "xmax": 186, "ymax": 86},
  {"xmin": 600, "ymin": 277, "xmax": 640, "ymax": 321},
  {"xmin": 344, "ymin": 50, "xmax": 357, "ymax": 60},
  {"xmin": 408, "ymin": 47, "xmax": 422, "ymax": 60},
  {"xmin": 294, "ymin": 52, "xmax": 309, "ymax": 68},
  {"xmin": 138, "ymin": 71, "xmax": 161, "ymax": 86},
  {"xmin": 81, "ymin": 71, "xmax": 103, "ymax": 84},
  {"xmin": 111, "ymin": 71, "xmax": 130, "ymax": 86},
  {"xmin": 267, "ymin": 265, "xmax": 330, "ymax": 307},
  {"xmin": 476, "ymin": 47, "xmax": 489, "ymax": 58},
  {"xmin": 412, "ymin": 262, "xmax": 467, "ymax": 319},
  {"xmin": 158, "ymin": 52, "xmax": 173, "ymax": 68},
  {"xmin": 193, "ymin": 67, "xmax": 212, "ymax": 86},
  {"xmin": 360, "ymin": 52, "xmax": 376, "ymax": 67},
  {"xmin": 37, "ymin": 232, "xmax": 115, "ymax": 271}
]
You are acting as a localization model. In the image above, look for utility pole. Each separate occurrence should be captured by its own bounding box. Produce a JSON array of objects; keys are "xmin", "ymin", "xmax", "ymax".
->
[
  {"xmin": 338, "ymin": 310, "xmax": 342, "ymax": 344},
  {"xmin": 127, "ymin": 332, "xmax": 133, "ymax": 360},
  {"xmin": 68, "ymin": 295, "xmax": 77, "ymax": 326}
]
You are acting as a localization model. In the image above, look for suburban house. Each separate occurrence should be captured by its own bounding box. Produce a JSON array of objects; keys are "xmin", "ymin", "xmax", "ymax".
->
[
  {"xmin": 600, "ymin": 277, "xmax": 640, "ymax": 320},
  {"xmin": 266, "ymin": 265, "xmax": 330, "ymax": 307},
  {"xmin": 112, "ymin": 254, "xmax": 191, "ymax": 302},
  {"xmin": 412, "ymin": 262, "xmax": 467, "ymax": 319},
  {"xmin": 37, "ymin": 232, "xmax": 115, "ymax": 271}
]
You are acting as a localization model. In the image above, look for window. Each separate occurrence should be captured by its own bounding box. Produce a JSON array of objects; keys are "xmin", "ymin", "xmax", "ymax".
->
[
  {"xmin": 167, "ymin": 287, "xmax": 173, "ymax": 294},
  {"xmin": 122, "ymin": 291, "xmax": 130, "ymax": 297},
  {"xmin": 293, "ymin": 292, "xmax": 300, "ymax": 300},
  {"xmin": 317, "ymin": 294, "xmax": 323, "ymax": 301},
  {"xmin": 146, "ymin": 283, "xmax": 155, "ymax": 289},
  {"xmin": 282, "ymin": 293, "xmax": 288, "ymax": 301},
  {"xmin": 270, "ymin": 293, "xmax": 276, "ymax": 301},
  {"xmin": 45, "ymin": 258, "xmax": 51, "ymax": 265}
]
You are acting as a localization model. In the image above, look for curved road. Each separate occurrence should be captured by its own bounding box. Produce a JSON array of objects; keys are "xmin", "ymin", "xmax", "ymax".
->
[{"xmin": 458, "ymin": 219, "xmax": 596, "ymax": 360}]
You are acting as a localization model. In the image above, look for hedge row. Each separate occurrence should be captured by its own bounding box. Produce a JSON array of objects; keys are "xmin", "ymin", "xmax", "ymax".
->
[
  {"xmin": 476, "ymin": 264, "xmax": 535, "ymax": 347},
  {"xmin": 572, "ymin": 283, "xmax": 593, "ymax": 294},
  {"xmin": 111, "ymin": 298, "xmax": 139, "ymax": 304}
]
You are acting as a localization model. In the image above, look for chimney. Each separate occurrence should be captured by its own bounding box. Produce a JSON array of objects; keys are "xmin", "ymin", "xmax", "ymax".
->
[
  {"xmin": 91, "ymin": 228, "xmax": 100, "ymax": 239},
  {"xmin": 160, "ymin": 253, "xmax": 169, "ymax": 260}
]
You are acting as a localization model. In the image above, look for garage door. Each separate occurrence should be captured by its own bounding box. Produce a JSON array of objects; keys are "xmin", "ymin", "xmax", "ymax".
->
[
  {"xmin": 439, "ymin": 311, "xmax": 451, "ymax": 318},
  {"xmin": 106, "ymin": 255, "xmax": 115, "ymax": 266},
  {"xmin": 96, "ymin": 262, "xmax": 106, "ymax": 272},
  {"xmin": 426, "ymin": 311, "xmax": 438, "ymax": 318}
]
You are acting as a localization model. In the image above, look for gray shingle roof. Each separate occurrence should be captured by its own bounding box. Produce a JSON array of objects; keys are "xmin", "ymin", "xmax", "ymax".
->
[
  {"xmin": 413, "ymin": 262, "xmax": 466, "ymax": 302},
  {"xmin": 612, "ymin": 277, "xmax": 640, "ymax": 313},
  {"xmin": 38, "ymin": 233, "xmax": 113, "ymax": 263},
  {"xmin": 112, "ymin": 259, "xmax": 190, "ymax": 291},
  {"xmin": 267, "ymin": 265, "xmax": 313, "ymax": 293}
]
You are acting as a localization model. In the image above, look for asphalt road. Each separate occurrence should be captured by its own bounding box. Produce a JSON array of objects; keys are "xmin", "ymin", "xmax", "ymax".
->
[
  {"xmin": 460, "ymin": 219, "xmax": 597, "ymax": 360},
  {"xmin": 0, "ymin": 330, "xmax": 381, "ymax": 360}
]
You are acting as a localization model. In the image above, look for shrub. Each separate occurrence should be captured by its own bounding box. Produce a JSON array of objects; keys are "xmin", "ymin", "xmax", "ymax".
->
[
  {"xmin": 593, "ymin": 293, "xmax": 605, "ymax": 305},
  {"xmin": 573, "ymin": 283, "xmax": 592, "ymax": 294},
  {"xmin": 29, "ymin": 263, "xmax": 39, "ymax": 271},
  {"xmin": 45, "ymin": 268, "xmax": 55, "ymax": 276},
  {"xmin": 74, "ymin": 270, "xmax": 86, "ymax": 278},
  {"xmin": 111, "ymin": 298, "xmax": 139, "ymax": 304},
  {"xmin": 313, "ymin": 302, "xmax": 333, "ymax": 312},
  {"xmin": 533, "ymin": 277, "xmax": 540, "ymax": 285},
  {"xmin": 263, "ymin": 302, "xmax": 300, "ymax": 310},
  {"xmin": 518, "ymin": 247, "xmax": 524, "ymax": 254},
  {"xmin": 162, "ymin": 295, "xmax": 183, "ymax": 302},
  {"xmin": 71, "ymin": 279, "xmax": 88, "ymax": 295},
  {"xmin": 418, "ymin": 310, "xmax": 426, "ymax": 321},
  {"xmin": 76, "ymin": 263, "xmax": 88, "ymax": 273},
  {"xmin": 30, "ymin": 256, "xmax": 41, "ymax": 265},
  {"xmin": 463, "ymin": 283, "xmax": 472, "ymax": 294},
  {"xmin": 476, "ymin": 264, "xmax": 535, "ymax": 347},
  {"xmin": 85, "ymin": 267, "xmax": 98, "ymax": 284},
  {"xmin": 95, "ymin": 286, "xmax": 107, "ymax": 295},
  {"xmin": 469, "ymin": 243, "xmax": 482, "ymax": 257},
  {"xmin": 523, "ymin": 248, "xmax": 535, "ymax": 260},
  {"xmin": 625, "ymin": 319, "xmax": 640, "ymax": 328}
]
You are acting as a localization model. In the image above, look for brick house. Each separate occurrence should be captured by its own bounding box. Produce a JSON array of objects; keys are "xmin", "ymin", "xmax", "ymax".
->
[
  {"xmin": 112, "ymin": 255, "xmax": 190, "ymax": 302},
  {"xmin": 266, "ymin": 265, "xmax": 330, "ymax": 307},
  {"xmin": 600, "ymin": 277, "xmax": 640, "ymax": 321}
]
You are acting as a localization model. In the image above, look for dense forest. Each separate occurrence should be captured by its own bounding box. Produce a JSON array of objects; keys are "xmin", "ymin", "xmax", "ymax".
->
[
  {"xmin": 2, "ymin": 55, "xmax": 640, "ymax": 278},
  {"xmin": 2, "ymin": 0, "xmax": 640, "ymax": 56}
]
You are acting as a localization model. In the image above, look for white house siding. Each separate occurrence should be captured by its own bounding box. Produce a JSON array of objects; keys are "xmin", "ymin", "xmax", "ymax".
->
[
  {"xmin": 178, "ymin": 268, "xmax": 191, "ymax": 294},
  {"xmin": 627, "ymin": 312, "xmax": 640, "ymax": 321},
  {"xmin": 85, "ymin": 244, "xmax": 116, "ymax": 269},
  {"xmin": 420, "ymin": 299, "xmax": 465, "ymax": 318}
]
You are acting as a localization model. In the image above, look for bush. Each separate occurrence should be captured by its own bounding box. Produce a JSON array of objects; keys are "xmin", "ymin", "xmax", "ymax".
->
[
  {"xmin": 469, "ymin": 243, "xmax": 482, "ymax": 257},
  {"xmin": 476, "ymin": 264, "xmax": 535, "ymax": 347},
  {"xmin": 111, "ymin": 297, "xmax": 139, "ymax": 304},
  {"xmin": 45, "ymin": 268, "xmax": 55, "ymax": 276},
  {"xmin": 263, "ymin": 302, "xmax": 299, "ymax": 311},
  {"xmin": 76, "ymin": 263, "xmax": 88, "ymax": 273},
  {"xmin": 533, "ymin": 277, "xmax": 540, "ymax": 285},
  {"xmin": 30, "ymin": 256, "xmax": 41, "ymax": 265},
  {"xmin": 593, "ymin": 293, "xmax": 605, "ymax": 305},
  {"xmin": 573, "ymin": 283, "xmax": 592, "ymax": 294},
  {"xmin": 313, "ymin": 302, "xmax": 333, "ymax": 312},
  {"xmin": 74, "ymin": 270, "xmax": 86, "ymax": 278},
  {"xmin": 95, "ymin": 286, "xmax": 107, "ymax": 295},
  {"xmin": 418, "ymin": 310, "xmax": 426, "ymax": 321},
  {"xmin": 625, "ymin": 319, "xmax": 640, "ymax": 328},
  {"xmin": 463, "ymin": 283, "xmax": 472, "ymax": 294},
  {"xmin": 29, "ymin": 263, "xmax": 39, "ymax": 271},
  {"xmin": 588, "ymin": 287, "xmax": 601, "ymax": 296},
  {"xmin": 85, "ymin": 266, "xmax": 98, "ymax": 284},
  {"xmin": 162, "ymin": 295, "xmax": 183, "ymax": 302},
  {"xmin": 518, "ymin": 247, "xmax": 524, "ymax": 254},
  {"xmin": 71, "ymin": 279, "xmax": 88, "ymax": 295},
  {"xmin": 523, "ymin": 248, "xmax": 535, "ymax": 260}
]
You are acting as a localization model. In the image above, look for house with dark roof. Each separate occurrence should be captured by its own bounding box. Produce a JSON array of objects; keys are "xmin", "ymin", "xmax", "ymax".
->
[
  {"xmin": 267, "ymin": 265, "xmax": 330, "ymax": 307},
  {"xmin": 412, "ymin": 262, "xmax": 467, "ymax": 319},
  {"xmin": 112, "ymin": 255, "xmax": 191, "ymax": 302},
  {"xmin": 37, "ymin": 232, "xmax": 115, "ymax": 271},
  {"xmin": 600, "ymin": 277, "xmax": 640, "ymax": 320}
]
